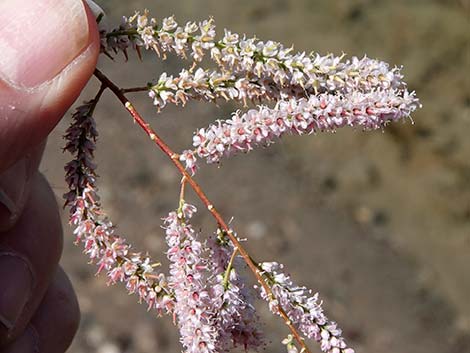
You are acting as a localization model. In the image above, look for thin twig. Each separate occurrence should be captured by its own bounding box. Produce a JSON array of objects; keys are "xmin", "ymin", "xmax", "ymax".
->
[
  {"xmin": 223, "ymin": 246, "xmax": 239, "ymax": 289},
  {"xmin": 93, "ymin": 68, "xmax": 311, "ymax": 353},
  {"xmin": 179, "ymin": 176, "xmax": 187, "ymax": 202},
  {"xmin": 121, "ymin": 86, "xmax": 149, "ymax": 93},
  {"xmin": 178, "ymin": 176, "xmax": 187, "ymax": 214}
]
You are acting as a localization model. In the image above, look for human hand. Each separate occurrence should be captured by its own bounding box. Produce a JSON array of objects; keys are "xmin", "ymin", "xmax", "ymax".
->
[{"xmin": 0, "ymin": 0, "xmax": 100, "ymax": 352}]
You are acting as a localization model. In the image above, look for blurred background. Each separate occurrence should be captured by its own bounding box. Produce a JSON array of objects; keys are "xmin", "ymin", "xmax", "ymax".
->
[{"xmin": 41, "ymin": 0, "xmax": 469, "ymax": 352}]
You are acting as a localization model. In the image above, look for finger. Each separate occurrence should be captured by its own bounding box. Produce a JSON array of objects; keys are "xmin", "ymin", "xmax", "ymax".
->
[
  {"xmin": 0, "ymin": 141, "xmax": 45, "ymax": 231},
  {"xmin": 2, "ymin": 267, "xmax": 80, "ymax": 353},
  {"xmin": 0, "ymin": 173, "xmax": 63, "ymax": 346},
  {"xmin": 31, "ymin": 268, "xmax": 80, "ymax": 353},
  {"xmin": 0, "ymin": 0, "xmax": 100, "ymax": 173}
]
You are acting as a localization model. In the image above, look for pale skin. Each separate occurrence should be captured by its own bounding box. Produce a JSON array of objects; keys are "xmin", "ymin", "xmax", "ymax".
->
[{"xmin": 0, "ymin": 0, "xmax": 100, "ymax": 351}]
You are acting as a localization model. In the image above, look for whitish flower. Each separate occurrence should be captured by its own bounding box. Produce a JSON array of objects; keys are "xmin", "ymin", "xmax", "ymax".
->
[
  {"xmin": 162, "ymin": 15, "xmax": 178, "ymax": 31},
  {"xmin": 180, "ymin": 150, "xmax": 198, "ymax": 175},
  {"xmin": 197, "ymin": 19, "xmax": 217, "ymax": 49},
  {"xmin": 282, "ymin": 335, "xmax": 299, "ymax": 353},
  {"xmin": 222, "ymin": 30, "xmax": 239, "ymax": 46}
]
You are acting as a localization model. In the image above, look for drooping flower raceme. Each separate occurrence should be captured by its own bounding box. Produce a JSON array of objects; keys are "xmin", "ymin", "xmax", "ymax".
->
[
  {"xmin": 64, "ymin": 101, "xmax": 174, "ymax": 315},
  {"xmin": 259, "ymin": 262, "xmax": 354, "ymax": 353}
]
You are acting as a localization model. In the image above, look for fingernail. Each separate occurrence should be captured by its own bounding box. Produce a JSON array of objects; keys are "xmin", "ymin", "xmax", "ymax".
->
[
  {"xmin": 0, "ymin": 253, "xmax": 34, "ymax": 331},
  {"xmin": 0, "ymin": 0, "xmax": 90, "ymax": 88},
  {"xmin": 0, "ymin": 159, "xmax": 29, "ymax": 231},
  {"xmin": 85, "ymin": 0, "xmax": 105, "ymax": 20},
  {"xmin": 4, "ymin": 326, "xmax": 39, "ymax": 353}
]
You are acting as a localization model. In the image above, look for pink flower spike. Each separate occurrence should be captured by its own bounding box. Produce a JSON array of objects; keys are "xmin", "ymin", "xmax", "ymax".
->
[
  {"xmin": 259, "ymin": 261, "xmax": 354, "ymax": 353},
  {"xmin": 164, "ymin": 204, "xmax": 219, "ymax": 352},
  {"xmin": 64, "ymin": 101, "xmax": 175, "ymax": 317},
  {"xmin": 187, "ymin": 89, "xmax": 420, "ymax": 167}
]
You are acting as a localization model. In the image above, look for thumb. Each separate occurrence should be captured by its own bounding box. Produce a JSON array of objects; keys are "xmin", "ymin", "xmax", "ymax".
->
[{"xmin": 0, "ymin": 0, "xmax": 100, "ymax": 172}]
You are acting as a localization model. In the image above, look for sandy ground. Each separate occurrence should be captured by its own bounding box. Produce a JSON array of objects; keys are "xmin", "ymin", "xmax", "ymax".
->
[{"xmin": 41, "ymin": 0, "xmax": 469, "ymax": 352}]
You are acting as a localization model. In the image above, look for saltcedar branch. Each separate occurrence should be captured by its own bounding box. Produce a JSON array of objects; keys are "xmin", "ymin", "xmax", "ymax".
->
[{"xmin": 93, "ymin": 68, "xmax": 311, "ymax": 353}]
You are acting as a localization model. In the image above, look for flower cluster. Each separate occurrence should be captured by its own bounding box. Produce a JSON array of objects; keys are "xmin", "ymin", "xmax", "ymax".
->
[
  {"xmin": 62, "ymin": 6, "xmax": 424, "ymax": 353},
  {"xmin": 102, "ymin": 11, "xmax": 406, "ymax": 97},
  {"xmin": 64, "ymin": 101, "xmax": 174, "ymax": 315},
  {"xmin": 259, "ymin": 262, "xmax": 354, "ymax": 353},
  {"xmin": 63, "ymin": 101, "xmax": 264, "ymax": 352},
  {"xmin": 164, "ymin": 206, "xmax": 263, "ymax": 352},
  {"xmin": 207, "ymin": 232, "xmax": 263, "ymax": 351},
  {"xmin": 180, "ymin": 89, "xmax": 420, "ymax": 169},
  {"xmin": 64, "ymin": 100, "xmax": 360, "ymax": 353},
  {"xmin": 149, "ymin": 68, "xmax": 280, "ymax": 110},
  {"xmin": 164, "ymin": 204, "xmax": 218, "ymax": 352},
  {"xmin": 99, "ymin": 10, "xmax": 421, "ymax": 173}
]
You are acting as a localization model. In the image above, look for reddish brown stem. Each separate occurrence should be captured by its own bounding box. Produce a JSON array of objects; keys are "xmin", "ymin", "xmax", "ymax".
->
[{"xmin": 93, "ymin": 68, "xmax": 311, "ymax": 353}]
